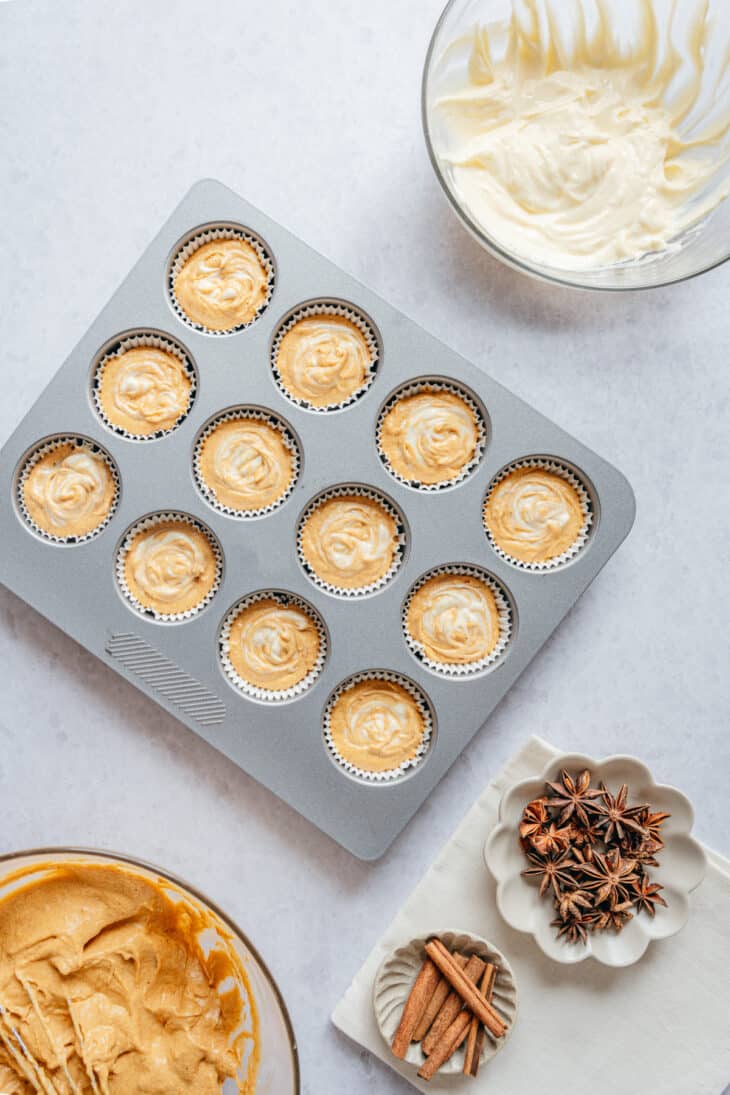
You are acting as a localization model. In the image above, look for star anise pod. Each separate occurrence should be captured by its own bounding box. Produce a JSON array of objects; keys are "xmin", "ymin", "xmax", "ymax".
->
[
  {"xmin": 519, "ymin": 797, "xmax": 548, "ymax": 843},
  {"xmin": 639, "ymin": 808, "xmax": 671, "ymax": 844},
  {"xmin": 555, "ymin": 888, "xmax": 593, "ymax": 921},
  {"xmin": 631, "ymin": 836, "xmax": 664, "ymax": 868},
  {"xmin": 586, "ymin": 899, "xmax": 634, "ymax": 934},
  {"xmin": 633, "ymin": 876, "xmax": 667, "ymax": 917},
  {"xmin": 579, "ymin": 849, "xmax": 639, "ymax": 907},
  {"xmin": 592, "ymin": 782, "xmax": 648, "ymax": 844},
  {"xmin": 531, "ymin": 821, "xmax": 573, "ymax": 857},
  {"xmin": 551, "ymin": 914, "xmax": 589, "ymax": 945},
  {"xmin": 545, "ymin": 768, "xmax": 603, "ymax": 827},
  {"xmin": 522, "ymin": 847, "xmax": 577, "ymax": 899},
  {"xmin": 565, "ymin": 818, "xmax": 602, "ymax": 848}
]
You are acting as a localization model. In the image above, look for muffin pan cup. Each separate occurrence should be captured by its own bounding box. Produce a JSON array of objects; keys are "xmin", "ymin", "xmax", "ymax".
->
[{"xmin": 0, "ymin": 179, "xmax": 635, "ymax": 859}]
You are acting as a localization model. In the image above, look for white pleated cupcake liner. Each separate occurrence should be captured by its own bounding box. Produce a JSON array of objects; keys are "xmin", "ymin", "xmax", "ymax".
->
[
  {"xmin": 16, "ymin": 435, "xmax": 121, "ymax": 545},
  {"xmin": 402, "ymin": 564, "xmax": 513, "ymax": 678},
  {"xmin": 192, "ymin": 406, "xmax": 301, "ymax": 518},
  {"xmin": 296, "ymin": 484, "xmax": 408, "ymax": 598},
  {"xmin": 218, "ymin": 589, "xmax": 328, "ymax": 703},
  {"xmin": 323, "ymin": 669, "xmax": 434, "ymax": 784},
  {"xmin": 376, "ymin": 378, "xmax": 488, "ymax": 491},
  {"xmin": 91, "ymin": 331, "xmax": 197, "ymax": 441},
  {"xmin": 270, "ymin": 300, "xmax": 380, "ymax": 412},
  {"xmin": 115, "ymin": 510, "xmax": 224, "ymax": 623},
  {"xmin": 483, "ymin": 457, "xmax": 594, "ymax": 572},
  {"xmin": 168, "ymin": 224, "xmax": 275, "ymax": 335}
]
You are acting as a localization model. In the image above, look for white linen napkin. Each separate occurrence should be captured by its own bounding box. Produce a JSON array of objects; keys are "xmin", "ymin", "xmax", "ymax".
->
[{"xmin": 332, "ymin": 736, "xmax": 730, "ymax": 1094}]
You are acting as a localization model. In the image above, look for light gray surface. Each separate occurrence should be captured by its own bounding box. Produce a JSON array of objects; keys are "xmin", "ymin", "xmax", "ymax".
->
[{"xmin": 0, "ymin": 1, "xmax": 728, "ymax": 1092}]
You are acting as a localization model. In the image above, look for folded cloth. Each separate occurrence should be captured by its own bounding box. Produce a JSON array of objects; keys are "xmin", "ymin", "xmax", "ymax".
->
[{"xmin": 332, "ymin": 736, "xmax": 730, "ymax": 1094}]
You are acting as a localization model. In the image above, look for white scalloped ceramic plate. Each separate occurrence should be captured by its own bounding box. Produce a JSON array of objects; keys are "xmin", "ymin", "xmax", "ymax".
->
[
  {"xmin": 484, "ymin": 753, "xmax": 707, "ymax": 967},
  {"xmin": 373, "ymin": 929, "xmax": 518, "ymax": 1076}
]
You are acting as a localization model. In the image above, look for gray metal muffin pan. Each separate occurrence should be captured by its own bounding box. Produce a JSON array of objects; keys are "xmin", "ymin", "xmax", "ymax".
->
[{"xmin": 0, "ymin": 179, "xmax": 635, "ymax": 859}]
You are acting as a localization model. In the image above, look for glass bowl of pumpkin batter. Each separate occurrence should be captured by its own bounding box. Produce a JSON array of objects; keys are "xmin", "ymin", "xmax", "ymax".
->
[
  {"xmin": 0, "ymin": 847, "xmax": 299, "ymax": 1094},
  {"xmin": 423, "ymin": 0, "xmax": 730, "ymax": 290}
]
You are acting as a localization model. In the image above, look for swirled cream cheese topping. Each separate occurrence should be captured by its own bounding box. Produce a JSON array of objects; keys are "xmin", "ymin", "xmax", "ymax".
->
[
  {"xmin": 0, "ymin": 860, "xmax": 259, "ymax": 1094},
  {"xmin": 227, "ymin": 598, "xmax": 321, "ymax": 692},
  {"xmin": 407, "ymin": 573, "xmax": 500, "ymax": 665},
  {"xmin": 22, "ymin": 442, "xmax": 116, "ymax": 539},
  {"xmin": 173, "ymin": 238, "xmax": 269, "ymax": 330},
  {"xmin": 429, "ymin": 0, "xmax": 730, "ymax": 270},
  {"xmin": 329, "ymin": 679, "xmax": 426, "ymax": 773},
  {"xmin": 98, "ymin": 346, "xmax": 192, "ymax": 435},
  {"xmin": 198, "ymin": 417, "xmax": 294, "ymax": 513},
  {"xmin": 380, "ymin": 390, "xmax": 479, "ymax": 485},
  {"xmin": 124, "ymin": 520, "xmax": 218, "ymax": 615},
  {"xmin": 300, "ymin": 495, "xmax": 398, "ymax": 590},
  {"xmin": 484, "ymin": 467, "xmax": 585, "ymax": 563},
  {"xmin": 275, "ymin": 313, "xmax": 374, "ymax": 408}
]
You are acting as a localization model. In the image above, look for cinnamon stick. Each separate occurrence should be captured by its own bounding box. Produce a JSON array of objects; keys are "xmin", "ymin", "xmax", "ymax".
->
[
  {"xmin": 412, "ymin": 968, "xmax": 455, "ymax": 1043},
  {"xmin": 421, "ymin": 954, "xmax": 483, "ymax": 1057},
  {"xmin": 425, "ymin": 938, "xmax": 507, "ymax": 1038},
  {"xmin": 463, "ymin": 962, "xmax": 496, "ymax": 1077},
  {"xmin": 391, "ymin": 958, "xmax": 441, "ymax": 1058},
  {"xmin": 418, "ymin": 1010, "xmax": 472, "ymax": 1081}
]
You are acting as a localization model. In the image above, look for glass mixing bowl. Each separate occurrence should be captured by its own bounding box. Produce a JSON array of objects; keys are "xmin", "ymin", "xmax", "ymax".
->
[
  {"xmin": 0, "ymin": 847, "xmax": 300, "ymax": 1095},
  {"xmin": 422, "ymin": 0, "xmax": 730, "ymax": 290}
]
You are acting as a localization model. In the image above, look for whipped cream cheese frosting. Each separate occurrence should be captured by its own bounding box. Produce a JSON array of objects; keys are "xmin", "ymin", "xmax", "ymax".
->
[
  {"xmin": 22, "ymin": 441, "xmax": 116, "ymax": 539},
  {"xmin": 226, "ymin": 597, "xmax": 321, "ymax": 692},
  {"xmin": 380, "ymin": 389, "xmax": 479, "ymax": 485},
  {"xmin": 0, "ymin": 860, "xmax": 259, "ymax": 1094},
  {"xmin": 123, "ymin": 519, "xmax": 219, "ymax": 616},
  {"xmin": 407, "ymin": 572, "xmax": 501, "ymax": 665},
  {"xmin": 173, "ymin": 237, "xmax": 269, "ymax": 331},
  {"xmin": 197, "ymin": 417, "xmax": 295, "ymax": 513},
  {"xmin": 98, "ymin": 345, "xmax": 192, "ymax": 435},
  {"xmin": 484, "ymin": 466, "xmax": 585, "ymax": 563},
  {"xmin": 275, "ymin": 313, "xmax": 374, "ymax": 408},
  {"xmin": 300, "ymin": 494, "xmax": 398, "ymax": 590},
  {"xmin": 328, "ymin": 679, "xmax": 427, "ymax": 774},
  {"xmin": 429, "ymin": 0, "xmax": 730, "ymax": 270}
]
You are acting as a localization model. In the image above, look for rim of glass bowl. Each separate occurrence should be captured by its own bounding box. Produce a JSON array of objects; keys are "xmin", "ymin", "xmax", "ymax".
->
[
  {"xmin": 421, "ymin": 0, "xmax": 730, "ymax": 293},
  {"xmin": 0, "ymin": 845, "xmax": 301, "ymax": 1094}
]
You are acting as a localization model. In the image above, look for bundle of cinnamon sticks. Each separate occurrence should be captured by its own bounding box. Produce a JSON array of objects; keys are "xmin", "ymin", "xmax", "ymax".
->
[{"xmin": 390, "ymin": 938, "xmax": 508, "ymax": 1081}]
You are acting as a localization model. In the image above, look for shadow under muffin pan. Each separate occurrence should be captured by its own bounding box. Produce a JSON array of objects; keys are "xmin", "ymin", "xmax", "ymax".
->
[{"xmin": 0, "ymin": 179, "xmax": 635, "ymax": 859}]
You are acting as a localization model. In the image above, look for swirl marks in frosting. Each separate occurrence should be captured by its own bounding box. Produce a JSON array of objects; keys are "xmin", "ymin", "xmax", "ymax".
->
[
  {"xmin": 328, "ymin": 679, "xmax": 427, "ymax": 774},
  {"xmin": 173, "ymin": 237, "xmax": 269, "ymax": 331},
  {"xmin": 484, "ymin": 466, "xmax": 586, "ymax": 564},
  {"xmin": 98, "ymin": 345, "xmax": 192, "ymax": 435},
  {"xmin": 123, "ymin": 520, "xmax": 219, "ymax": 616},
  {"xmin": 275, "ymin": 313, "xmax": 374, "ymax": 408},
  {"xmin": 197, "ymin": 416, "xmax": 295, "ymax": 513},
  {"xmin": 407, "ymin": 573, "xmax": 500, "ymax": 665},
  {"xmin": 300, "ymin": 494, "xmax": 398, "ymax": 590},
  {"xmin": 22, "ymin": 441, "xmax": 116, "ymax": 539},
  {"xmin": 227, "ymin": 598, "xmax": 321, "ymax": 692},
  {"xmin": 380, "ymin": 389, "xmax": 479, "ymax": 485}
]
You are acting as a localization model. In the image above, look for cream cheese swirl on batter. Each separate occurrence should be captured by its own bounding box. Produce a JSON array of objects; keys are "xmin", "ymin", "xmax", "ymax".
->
[
  {"xmin": 380, "ymin": 390, "xmax": 479, "ymax": 485},
  {"xmin": 23, "ymin": 442, "xmax": 116, "ymax": 539},
  {"xmin": 275, "ymin": 314, "xmax": 373, "ymax": 408},
  {"xmin": 173, "ymin": 238, "xmax": 269, "ymax": 331},
  {"xmin": 300, "ymin": 495, "xmax": 398, "ymax": 589},
  {"xmin": 124, "ymin": 521, "xmax": 218, "ymax": 615},
  {"xmin": 227, "ymin": 598, "xmax": 320, "ymax": 692},
  {"xmin": 329, "ymin": 680, "xmax": 426, "ymax": 773},
  {"xmin": 407, "ymin": 573, "xmax": 500, "ymax": 665},
  {"xmin": 99, "ymin": 346, "xmax": 192, "ymax": 434},
  {"xmin": 197, "ymin": 417, "xmax": 294, "ymax": 513},
  {"xmin": 484, "ymin": 467, "xmax": 585, "ymax": 563}
]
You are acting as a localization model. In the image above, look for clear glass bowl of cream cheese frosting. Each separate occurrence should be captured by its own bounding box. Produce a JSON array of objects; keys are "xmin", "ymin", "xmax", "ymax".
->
[{"xmin": 423, "ymin": 0, "xmax": 730, "ymax": 290}]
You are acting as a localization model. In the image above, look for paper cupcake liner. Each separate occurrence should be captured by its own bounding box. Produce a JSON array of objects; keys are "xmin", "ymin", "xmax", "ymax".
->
[
  {"xmin": 15, "ymin": 435, "xmax": 121, "ymax": 545},
  {"xmin": 483, "ymin": 457, "xmax": 594, "ymax": 572},
  {"xmin": 402, "ymin": 564, "xmax": 513, "ymax": 678},
  {"xmin": 322, "ymin": 669, "xmax": 434, "ymax": 784},
  {"xmin": 376, "ymin": 378, "xmax": 488, "ymax": 491},
  {"xmin": 296, "ymin": 484, "xmax": 408, "ymax": 598},
  {"xmin": 270, "ymin": 300, "xmax": 380, "ymax": 412},
  {"xmin": 115, "ymin": 510, "xmax": 224, "ymax": 623},
  {"xmin": 218, "ymin": 589, "xmax": 328, "ymax": 703},
  {"xmin": 192, "ymin": 406, "xmax": 301, "ymax": 519},
  {"xmin": 91, "ymin": 330, "xmax": 197, "ymax": 442},
  {"xmin": 167, "ymin": 224, "xmax": 275, "ymax": 335}
]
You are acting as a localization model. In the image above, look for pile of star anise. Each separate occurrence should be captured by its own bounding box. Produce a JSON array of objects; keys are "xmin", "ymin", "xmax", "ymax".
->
[{"xmin": 519, "ymin": 768, "xmax": 670, "ymax": 943}]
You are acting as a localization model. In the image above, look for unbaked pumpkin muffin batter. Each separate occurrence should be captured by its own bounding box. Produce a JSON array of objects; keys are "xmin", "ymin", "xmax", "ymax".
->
[
  {"xmin": 197, "ymin": 416, "xmax": 295, "ymax": 514},
  {"xmin": 484, "ymin": 466, "xmax": 586, "ymax": 564},
  {"xmin": 300, "ymin": 494, "xmax": 398, "ymax": 591},
  {"xmin": 379, "ymin": 388, "xmax": 479, "ymax": 486},
  {"xmin": 225, "ymin": 597, "xmax": 321, "ymax": 692},
  {"xmin": 123, "ymin": 519, "xmax": 219, "ymax": 616},
  {"xmin": 0, "ymin": 860, "xmax": 259, "ymax": 1093},
  {"xmin": 328, "ymin": 678, "xmax": 427, "ymax": 774},
  {"xmin": 406, "ymin": 572, "xmax": 501, "ymax": 666},
  {"xmin": 173, "ymin": 237, "xmax": 269, "ymax": 331},
  {"xmin": 274, "ymin": 312, "xmax": 374, "ymax": 408},
  {"xmin": 97, "ymin": 344, "xmax": 192, "ymax": 436},
  {"xmin": 21, "ymin": 441, "xmax": 117, "ymax": 540}
]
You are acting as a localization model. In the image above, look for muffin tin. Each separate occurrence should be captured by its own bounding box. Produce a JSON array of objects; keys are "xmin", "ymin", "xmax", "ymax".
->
[{"xmin": 0, "ymin": 179, "xmax": 635, "ymax": 859}]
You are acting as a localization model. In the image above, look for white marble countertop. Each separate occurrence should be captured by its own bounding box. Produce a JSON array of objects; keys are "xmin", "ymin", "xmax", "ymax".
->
[{"xmin": 1, "ymin": 1, "xmax": 729, "ymax": 1092}]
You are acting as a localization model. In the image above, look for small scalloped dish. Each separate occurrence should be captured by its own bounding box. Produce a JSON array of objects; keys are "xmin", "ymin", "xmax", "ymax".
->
[
  {"xmin": 484, "ymin": 753, "xmax": 707, "ymax": 967},
  {"xmin": 373, "ymin": 929, "xmax": 518, "ymax": 1076}
]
